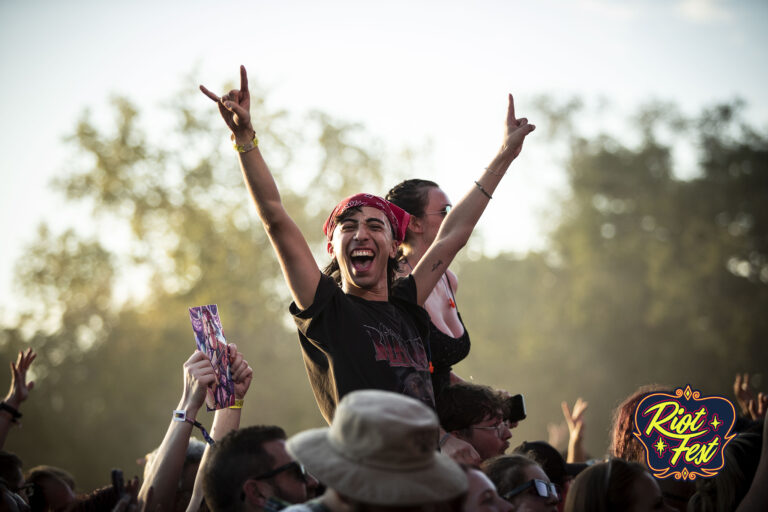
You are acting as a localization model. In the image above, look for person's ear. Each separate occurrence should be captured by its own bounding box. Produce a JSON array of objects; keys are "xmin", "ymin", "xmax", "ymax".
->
[
  {"xmin": 408, "ymin": 215, "xmax": 423, "ymax": 234},
  {"xmin": 389, "ymin": 240, "xmax": 399, "ymax": 259},
  {"xmin": 242, "ymin": 480, "xmax": 270, "ymax": 508},
  {"xmin": 327, "ymin": 241, "xmax": 334, "ymax": 256},
  {"xmin": 451, "ymin": 429, "xmax": 470, "ymax": 442}
]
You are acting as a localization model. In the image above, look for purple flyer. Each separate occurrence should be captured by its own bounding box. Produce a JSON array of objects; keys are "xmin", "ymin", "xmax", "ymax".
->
[{"xmin": 188, "ymin": 304, "xmax": 235, "ymax": 410}]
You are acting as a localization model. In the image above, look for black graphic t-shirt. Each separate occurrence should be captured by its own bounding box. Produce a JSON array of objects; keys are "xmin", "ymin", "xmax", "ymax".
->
[{"xmin": 290, "ymin": 273, "xmax": 434, "ymax": 423}]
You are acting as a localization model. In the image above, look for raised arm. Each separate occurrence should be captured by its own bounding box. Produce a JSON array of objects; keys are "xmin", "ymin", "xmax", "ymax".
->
[
  {"xmin": 200, "ymin": 66, "xmax": 320, "ymax": 309},
  {"xmin": 412, "ymin": 95, "xmax": 535, "ymax": 305},
  {"xmin": 185, "ymin": 344, "xmax": 253, "ymax": 512},
  {"xmin": 0, "ymin": 348, "xmax": 36, "ymax": 449},
  {"xmin": 562, "ymin": 398, "xmax": 589, "ymax": 463},
  {"xmin": 139, "ymin": 351, "xmax": 215, "ymax": 510}
]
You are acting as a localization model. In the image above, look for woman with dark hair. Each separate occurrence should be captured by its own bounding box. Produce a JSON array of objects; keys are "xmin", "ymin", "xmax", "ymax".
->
[
  {"xmin": 563, "ymin": 459, "xmax": 674, "ymax": 512},
  {"xmin": 200, "ymin": 66, "xmax": 534, "ymax": 426},
  {"xmin": 386, "ymin": 179, "xmax": 470, "ymax": 397}
]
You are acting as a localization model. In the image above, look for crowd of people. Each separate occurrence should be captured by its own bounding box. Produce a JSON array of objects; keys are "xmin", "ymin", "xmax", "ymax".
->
[{"xmin": 1, "ymin": 65, "xmax": 766, "ymax": 511}]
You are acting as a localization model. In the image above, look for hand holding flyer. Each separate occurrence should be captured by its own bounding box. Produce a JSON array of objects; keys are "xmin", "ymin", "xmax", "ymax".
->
[{"xmin": 188, "ymin": 304, "xmax": 235, "ymax": 410}]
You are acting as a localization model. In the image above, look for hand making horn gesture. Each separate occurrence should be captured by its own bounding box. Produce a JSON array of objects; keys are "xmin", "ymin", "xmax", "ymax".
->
[
  {"xmin": 200, "ymin": 65, "xmax": 254, "ymax": 139},
  {"xmin": 499, "ymin": 94, "xmax": 535, "ymax": 164}
]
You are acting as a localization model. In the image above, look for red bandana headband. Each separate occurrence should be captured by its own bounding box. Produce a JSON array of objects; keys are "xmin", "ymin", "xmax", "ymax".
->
[{"xmin": 323, "ymin": 193, "xmax": 410, "ymax": 243}]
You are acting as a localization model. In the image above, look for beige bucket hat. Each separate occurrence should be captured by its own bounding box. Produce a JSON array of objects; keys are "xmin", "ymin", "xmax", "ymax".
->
[{"xmin": 286, "ymin": 389, "xmax": 468, "ymax": 505}]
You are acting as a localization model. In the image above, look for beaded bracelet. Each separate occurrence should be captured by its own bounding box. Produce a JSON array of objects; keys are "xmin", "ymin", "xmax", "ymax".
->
[{"xmin": 474, "ymin": 181, "xmax": 493, "ymax": 200}]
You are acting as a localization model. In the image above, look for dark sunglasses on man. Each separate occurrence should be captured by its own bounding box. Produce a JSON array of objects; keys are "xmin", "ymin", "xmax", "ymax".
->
[
  {"xmin": 252, "ymin": 461, "xmax": 309, "ymax": 484},
  {"xmin": 502, "ymin": 478, "xmax": 559, "ymax": 502},
  {"xmin": 242, "ymin": 462, "xmax": 312, "ymax": 507}
]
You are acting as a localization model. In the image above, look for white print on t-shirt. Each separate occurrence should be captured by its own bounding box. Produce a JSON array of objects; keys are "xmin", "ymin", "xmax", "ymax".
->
[{"xmin": 363, "ymin": 322, "xmax": 430, "ymax": 371}]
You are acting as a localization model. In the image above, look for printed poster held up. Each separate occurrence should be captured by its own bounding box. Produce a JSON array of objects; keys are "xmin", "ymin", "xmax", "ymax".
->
[{"xmin": 188, "ymin": 304, "xmax": 235, "ymax": 410}]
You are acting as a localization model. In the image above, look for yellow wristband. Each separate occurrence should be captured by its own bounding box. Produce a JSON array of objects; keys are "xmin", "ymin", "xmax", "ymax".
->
[
  {"xmin": 229, "ymin": 399, "xmax": 244, "ymax": 409},
  {"xmin": 232, "ymin": 135, "xmax": 258, "ymax": 153}
]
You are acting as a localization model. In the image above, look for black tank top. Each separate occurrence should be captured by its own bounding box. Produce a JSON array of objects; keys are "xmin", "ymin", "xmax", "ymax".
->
[{"xmin": 428, "ymin": 277, "xmax": 471, "ymax": 398}]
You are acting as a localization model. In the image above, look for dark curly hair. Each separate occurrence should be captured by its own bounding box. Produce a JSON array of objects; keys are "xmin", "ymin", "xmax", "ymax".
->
[{"xmin": 436, "ymin": 382, "xmax": 505, "ymax": 436}]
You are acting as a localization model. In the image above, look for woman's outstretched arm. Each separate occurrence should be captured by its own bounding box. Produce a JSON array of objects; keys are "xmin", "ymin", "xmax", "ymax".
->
[
  {"xmin": 412, "ymin": 94, "xmax": 534, "ymax": 306},
  {"xmin": 201, "ymin": 66, "xmax": 320, "ymax": 310}
]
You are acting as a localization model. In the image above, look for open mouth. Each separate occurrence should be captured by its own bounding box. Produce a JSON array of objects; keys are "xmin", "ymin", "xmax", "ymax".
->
[{"xmin": 349, "ymin": 249, "xmax": 375, "ymax": 273}]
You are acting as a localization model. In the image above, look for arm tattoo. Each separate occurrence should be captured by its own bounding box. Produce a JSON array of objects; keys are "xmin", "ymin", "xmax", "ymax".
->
[{"xmin": 431, "ymin": 260, "xmax": 443, "ymax": 272}]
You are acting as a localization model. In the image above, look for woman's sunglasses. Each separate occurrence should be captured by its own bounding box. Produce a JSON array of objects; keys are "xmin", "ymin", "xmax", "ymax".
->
[{"xmin": 502, "ymin": 479, "xmax": 559, "ymax": 502}]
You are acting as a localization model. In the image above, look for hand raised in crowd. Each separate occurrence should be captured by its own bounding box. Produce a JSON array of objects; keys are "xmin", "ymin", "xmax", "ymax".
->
[
  {"xmin": 734, "ymin": 373, "xmax": 766, "ymax": 420},
  {"xmin": 140, "ymin": 352, "xmax": 217, "ymax": 510},
  {"xmin": 1, "ymin": 348, "xmax": 37, "ymax": 447},
  {"xmin": 111, "ymin": 476, "xmax": 138, "ymax": 512},
  {"xmin": 227, "ymin": 343, "xmax": 253, "ymax": 400},
  {"xmin": 734, "ymin": 373, "xmax": 754, "ymax": 416},
  {"xmin": 748, "ymin": 392, "xmax": 767, "ymax": 421},
  {"xmin": 200, "ymin": 65, "xmax": 253, "ymax": 137},
  {"xmin": 442, "ymin": 434, "xmax": 482, "ymax": 467},
  {"xmin": 499, "ymin": 94, "xmax": 535, "ymax": 163},
  {"xmin": 113, "ymin": 481, "xmax": 157, "ymax": 512},
  {"xmin": 5, "ymin": 348, "xmax": 36, "ymax": 408},
  {"xmin": 562, "ymin": 397, "xmax": 588, "ymax": 463},
  {"xmin": 179, "ymin": 351, "xmax": 217, "ymax": 416}
]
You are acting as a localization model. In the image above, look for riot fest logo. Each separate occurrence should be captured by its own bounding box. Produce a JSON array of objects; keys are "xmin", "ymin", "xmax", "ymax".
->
[{"xmin": 633, "ymin": 385, "xmax": 736, "ymax": 480}]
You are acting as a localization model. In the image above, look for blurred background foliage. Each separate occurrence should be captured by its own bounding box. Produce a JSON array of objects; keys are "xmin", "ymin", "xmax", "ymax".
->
[{"xmin": 1, "ymin": 79, "xmax": 766, "ymax": 490}]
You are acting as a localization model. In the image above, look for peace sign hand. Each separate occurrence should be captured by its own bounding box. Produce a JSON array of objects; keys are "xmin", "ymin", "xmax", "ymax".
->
[
  {"xmin": 200, "ymin": 65, "xmax": 254, "ymax": 138},
  {"xmin": 562, "ymin": 397, "xmax": 588, "ymax": 463}
]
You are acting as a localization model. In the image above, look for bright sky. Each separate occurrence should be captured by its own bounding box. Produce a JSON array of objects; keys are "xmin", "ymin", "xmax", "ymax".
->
[{"xmin": 1, "ymin": 0, "xmax": 767, "ymax": 318}]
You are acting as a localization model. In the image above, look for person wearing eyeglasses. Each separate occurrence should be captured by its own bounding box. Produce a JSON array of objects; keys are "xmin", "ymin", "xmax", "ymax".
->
[
  {"xmin": 201, "ymin": 425, "xmax": 319, "ymax": 512},
  {"xmin": 386, "ymin": 180, "xmax": 466, "ymax": 401},
  {"xmin": 438, "ymin": 383, "xmax": 515, "ymax": 462},
  {"xmin": 483, "ymin": 455, "xmax": 559, "ymax": 512},
  {"xmin": 387, "ymin": 182, "xmax": 523, "ymax": 467}
]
